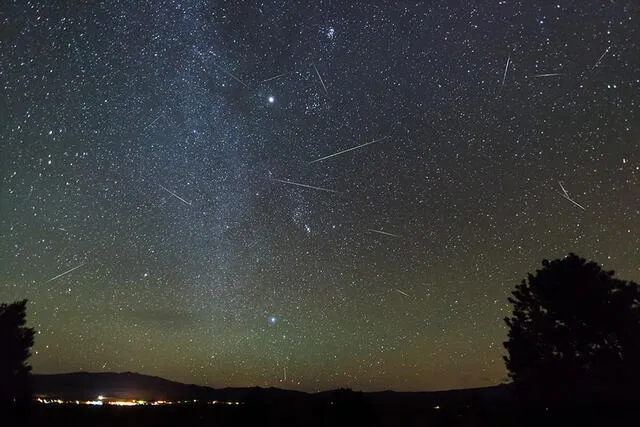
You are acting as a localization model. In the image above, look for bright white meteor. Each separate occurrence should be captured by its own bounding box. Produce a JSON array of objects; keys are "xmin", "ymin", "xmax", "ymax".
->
[
  {"xmin": 557, "ymin": 181, "xmax": 586, "ymax": 210},
  {"xmin": 212, "ymin": 63, "xmax": 248, "ymax": 87},
  {"xmin": 272, "ymin": 178, "xmax": 339, "ymax": 193},
  {"xmin": 45, "ymin": 263, "xmax": 85, "ymax": 283},
  {"xmin": 310, "ymin": 136, "xmax": 389, "ymax": 164},
  {"xmin": 501, "ymin": 55, "xmax": 511, "ymax": 87},
  {"xmin": 395, "ymin": 289, "xmax": 411, "ymax": 297},
  {"xmin": 262, "ymin": 72, "xmax": 288, "ymax": 83},
  {"xmin": 312, "ymin": 63, "xmax": 328, "ymax": 95},
  {"xmin": 528, "ymin": 73, "xmax": 566, "ymax": 78},
  {"xmin": 591, "ymin": 46, "xmax": 611, "ymax": 70},
  {"xmin": 368, "ymin": 229, "xmax": 402, "ymax": 238},
  {"xmin": 158, "ymin": 184, "xmax": 192, "ymax": 206}
]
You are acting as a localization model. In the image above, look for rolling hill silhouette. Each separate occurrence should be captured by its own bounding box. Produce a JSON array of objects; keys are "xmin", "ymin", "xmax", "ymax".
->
[{"xmin": 32, "ymin": 372, "xmax": 512, "ymax": 407}]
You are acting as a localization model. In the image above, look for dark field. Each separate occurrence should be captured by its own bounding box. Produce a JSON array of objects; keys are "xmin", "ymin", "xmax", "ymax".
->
[{"xmin": 4, "ymin": 402, "xmax": 640, "ymax": 427}]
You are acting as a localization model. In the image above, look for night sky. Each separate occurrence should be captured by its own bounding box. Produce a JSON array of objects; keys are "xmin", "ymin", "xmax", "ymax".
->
[{"xmin": 1, "ymin": 1, "xmax": 639, "ymax": 392}]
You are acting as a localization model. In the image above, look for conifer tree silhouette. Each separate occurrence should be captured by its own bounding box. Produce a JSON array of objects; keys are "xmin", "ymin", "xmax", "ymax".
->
[{"xmin": 0, "ymin": 299, "xmax": 36, "ymax": 408}]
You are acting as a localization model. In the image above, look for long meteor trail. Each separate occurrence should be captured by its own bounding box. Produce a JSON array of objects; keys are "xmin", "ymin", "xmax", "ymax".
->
[
  {"xmin": 212, "ymin": 63, "xmax": 248, "ymax": 87},
  {"xmin": 310, "ymin": 136, "xmax": 390, "ymax": 164},
  {"xmin": 592, "ymin": 46, "xmax": 611, "ymax": 70},
  {"xmin": 143, "ymin": 113, "xmax": 163, "ymax": 129},
  {"xmin": 45, "ymin": 263, "xmax": 85, "ymax": 283},
  {"xmin": 501, "ymin": 55, "xmax": 511, "ymax": 87},
  {"xmin": 558, "ymin": 181, "xmax": 586, "ymax": 211},
  {"xmin": 272, "ymin": 178, "xmax": 339, "ymax": 193},
  {"xmin": 394, "ymin": 288, "xmax": 411, "ymax": 297},
  {"xmin": 528, "ymin": 73, "xmax": 566, "ymax": 78},
  {"xmin": 312, "ymin": 63, "xmax": 328, "ymax": 95},
  {"xmin": 262, "ymin": 72, "xmax": 288, "ymax": 83},
  {"xmin": 368, "ymin": 229, "xmax": 402, "ymax": 238},
  {"xmin": 159, "ymin": 184, "xmax": 192, "ymax": 206}
]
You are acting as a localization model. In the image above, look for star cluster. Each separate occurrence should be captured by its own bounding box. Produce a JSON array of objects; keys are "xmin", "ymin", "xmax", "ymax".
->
[{"xmin": 1, "ymin": 1, "xmax": 639, "ymax": 391}]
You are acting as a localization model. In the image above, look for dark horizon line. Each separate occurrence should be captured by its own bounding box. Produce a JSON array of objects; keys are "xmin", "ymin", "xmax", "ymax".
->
[{"xmin": 31, "ymin": 370, "xmax": 508, "ymax": 395}]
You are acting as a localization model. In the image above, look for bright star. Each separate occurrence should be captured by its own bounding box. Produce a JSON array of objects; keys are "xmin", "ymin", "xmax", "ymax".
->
[{"xmin": 268, "ymin": 96, "xmax": 275, "ymax": 103}]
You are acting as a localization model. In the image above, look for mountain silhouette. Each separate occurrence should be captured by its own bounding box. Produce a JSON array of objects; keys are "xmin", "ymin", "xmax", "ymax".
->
[
  {"xmin": 32, "ymin": 372, "xmax": 312, "ymax": 404},
  {"xmin": 32, "ymin": 372, "xmax": 512, "ymax": 406}
]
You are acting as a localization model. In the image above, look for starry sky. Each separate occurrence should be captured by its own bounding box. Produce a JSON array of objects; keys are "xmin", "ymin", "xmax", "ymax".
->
[{"xmin": 1, "ymin": 1, "xmax": 639, "ymax": 392}]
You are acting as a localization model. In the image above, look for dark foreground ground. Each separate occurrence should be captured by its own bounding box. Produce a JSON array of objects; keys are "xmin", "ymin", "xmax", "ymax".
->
[{"xmin": 3, "ymin": 402, "xmax": 640, "ymax": 427}]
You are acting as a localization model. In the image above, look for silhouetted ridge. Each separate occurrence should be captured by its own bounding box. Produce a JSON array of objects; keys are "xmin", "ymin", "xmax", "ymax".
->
[{"xmin": 32, "ymin": 371, "xmax": 510, "ymax": 406}]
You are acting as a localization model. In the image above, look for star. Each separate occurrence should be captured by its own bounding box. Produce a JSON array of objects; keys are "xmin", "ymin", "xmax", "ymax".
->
[{"xmin": 1, "ymin": 0, "xmax": 636, "ymax": 394}]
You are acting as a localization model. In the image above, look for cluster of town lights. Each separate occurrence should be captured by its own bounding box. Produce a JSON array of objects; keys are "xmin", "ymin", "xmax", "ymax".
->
[{"xmin": 35, "ymin": 396, "xmax": 241, "ymax": 406}]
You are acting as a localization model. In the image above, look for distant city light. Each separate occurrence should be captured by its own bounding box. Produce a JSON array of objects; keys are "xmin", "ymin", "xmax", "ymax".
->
[
  {"xmin": 110, "ymin": 401, "xmax": 138, "ymax": 406},
  {"xmin": 35, "ymin": 397, "xmax": 241, "ymax": 407}
]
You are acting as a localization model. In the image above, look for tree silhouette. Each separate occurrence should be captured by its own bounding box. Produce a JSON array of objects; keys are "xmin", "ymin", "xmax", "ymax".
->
[
  {"xmin": 503, "ymin": 254, "xmax": 640, "ymax": 405},
  {"xmin": 0, "ymin": 299, "xmax": 36, "ymax": 408}
]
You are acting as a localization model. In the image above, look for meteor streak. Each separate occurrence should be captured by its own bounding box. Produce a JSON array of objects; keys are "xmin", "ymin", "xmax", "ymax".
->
[
  {"xmin": 557, "ymin": 181, "xmax": 586, "ymax": 210},
  {"xmin": 368, "ymin": 229, "xmax": 402, "ymax": 238},
  {"xmin": 272, "ymin": 178, "xmax": 339, "ymax": 193},
  {"xmin": 158, "ymin": 184, "xmax": 192, "ymax": 206},
  {"xmin": 213, "ymin": 63, "xmax": 248, "ymax": 87},
  {"xmin": 501, "ymin": 55, "xmax": 511, "ymax": 87},
  {"xmin": 312, "ymin": 63, "xmax": 328, "ymax": 95},
  {"xmin": 528, "ymin": 73, "xmax": 566, "ymax": 78},
  {"xmin": 310, "ymin": 136, "xmax": 389, "ymax": 164},
  {"xmin": 143, "ymin": 113, "xmax": 163, "ymax": 129},
  {"xmin": 45, "ymin": 263, "xmax": 85, "ymax": 283},
  {"xmin": 592, "ymin": 46, "xmax": 611, "ymax": 70},
  {"xmin": 262, "ymin": 73, "xmax": 288, "ymax": 82}
]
